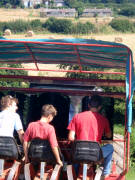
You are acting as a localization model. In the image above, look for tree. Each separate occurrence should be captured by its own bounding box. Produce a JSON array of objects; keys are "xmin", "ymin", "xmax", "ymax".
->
[
  {"xmin": 43, "ymin": 17, "xmax": 73, "ymax": 34},
  {"xmin": 119, "ymin": 7, "xmax": 135, "ymax": 16},
  {"xmin": 76, "ymin": 6, "xmax": 84, "ymax": 18},
  {"xmin": 109, "ymin": 18, "xmax": 135, "ymax": 32},
  {"xmin": 64, "ymin": 0, "xmax": 85, "ymax": 18},
  {"xmin": 0, "ymin": 64, "xmax": 29, "ymax": 88},
  {"xmin": 49, "ymin": 0, "xmax": 54, "ymax": 8},
  {"xmin": 0, "ymin": 0, "xmax": 21, "ymax": 6},
  {"xmin": 64, "ymin": 0, "xmax": 77, "ymax": 7}
]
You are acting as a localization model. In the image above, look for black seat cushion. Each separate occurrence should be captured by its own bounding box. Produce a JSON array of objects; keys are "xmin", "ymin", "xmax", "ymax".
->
[
  {"xmin": 28, "ymin": 138, "xmax": 57, "ymax": 164},
  {"xmin": 72, "ymin": 140, "xmax": 103, "ymax": 164},
  {"xmin": 0, "ymin": 136, "xmax": 19, "ymax": 160}
]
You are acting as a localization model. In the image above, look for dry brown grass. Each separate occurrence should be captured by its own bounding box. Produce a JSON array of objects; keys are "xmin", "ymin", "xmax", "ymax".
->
[
  {"xmin": 0, "ymin": 8, "xmax": 113, "ymax": 24},
  {"xmin": 0, "ymin": 8, "xmax": 43, "ymax": 22}
]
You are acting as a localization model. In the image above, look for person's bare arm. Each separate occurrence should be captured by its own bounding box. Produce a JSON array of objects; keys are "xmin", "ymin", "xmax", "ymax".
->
[
  {"xmin": 105, "ymin": 131, "xmax": 112, "ymax": 139},
  {"xmin": 23, "ymin": 141, "xmax": 29, "ymax": 164},
  {"xmin": 68, "ymin": 130, "xmax": 75, "ymax": 141},
  {"xmin": 104, "ymin": 117, "xmax": 112, "ymax": 139},
  {"xmin": 17, "ymin": 129, "xmax": 24, "ymax": 144},
  {"xmin": 52, "ymin": 147, "xmax": 63, "ymax": 166}
]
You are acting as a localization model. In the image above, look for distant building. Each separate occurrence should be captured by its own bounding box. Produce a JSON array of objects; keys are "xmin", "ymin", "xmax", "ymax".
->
[
  {"xmin": 40, "ymin": 8, "xmax": 112, "ymax": 18},
  {"xmin": 82, "ymin": 8, "xmax": 112, "ymax": 17},
  {"xmin": 22, "ymin": 0, "xmax": 42, "ymax": 8},
  {"xmin": 53, "ymin": 0, "xmax": 65, "ymax": 7},
  {"xmin": 22, "ymin": 0, "xmax": 65, "ymax": 8},
  {"xmin": 40, "ymin": 8, "xmax": 76, "ymax": 17}
]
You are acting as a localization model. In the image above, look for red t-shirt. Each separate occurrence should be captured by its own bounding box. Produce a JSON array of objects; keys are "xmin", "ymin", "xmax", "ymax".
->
[
  {"xmin": 67, "ymin": 111, "xmax": 110, "ymax": 143},
  {"xmin": 24, "ymin": 121, "xmax": 58, "ymax": 148}
]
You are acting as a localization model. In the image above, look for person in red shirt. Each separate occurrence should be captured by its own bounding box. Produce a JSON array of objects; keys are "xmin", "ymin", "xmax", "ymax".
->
[
  {"xmin": 23, "ymin": 104, "xmax": 63, "ymax": 166},
  {"xmin": 67, "ymin": 95, "xmax": 114, "ymax": 179}
]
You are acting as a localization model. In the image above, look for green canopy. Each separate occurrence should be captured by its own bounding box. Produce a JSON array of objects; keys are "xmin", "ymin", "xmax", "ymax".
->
[{"xmin": 0, "ymin": 38, "xmax": 131, "ymax": 70}]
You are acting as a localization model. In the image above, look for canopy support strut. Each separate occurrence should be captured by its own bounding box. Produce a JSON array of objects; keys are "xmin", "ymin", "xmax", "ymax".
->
[{"xmin": 24, "ymin": 43, "xmax": 39, "ymax": 71}]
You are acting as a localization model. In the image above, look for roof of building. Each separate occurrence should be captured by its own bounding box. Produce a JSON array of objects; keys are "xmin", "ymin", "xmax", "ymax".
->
[
  {"xmin": 53, "ymin": 0, "xmax": 65, "ymax": 3},
  {"xmin": 41, "ymin": 8, "xmax": 76, "ymax": 12},
  {"xmin": 83, "ymin": 8, "xmax": 112, "ymax": 13}
]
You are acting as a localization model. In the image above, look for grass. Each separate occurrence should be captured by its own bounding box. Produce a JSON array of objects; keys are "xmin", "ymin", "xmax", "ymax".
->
[
  {"xmin": 28, "ymin": 10, "xmax": 33, "ymax": 17},
  {"xmin": 113, "ymin": 121, "xmax": 135, "ymax": 179},
  {"xmin": 126, "ymin": 167, "xmax": 135, "ymax": 180},
  {"xmin": 118, "ymin": 126, "xmax": 135, "ymax": 179},
  {"xmin": 113, "ymin": 124, "xmax": 125, "ymax": 134}
]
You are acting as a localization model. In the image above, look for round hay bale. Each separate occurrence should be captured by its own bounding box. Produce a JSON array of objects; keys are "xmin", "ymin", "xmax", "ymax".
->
[
  {"xmin": 49, "ymin": 36, "xmax": 55, "ymax": 39},
  {"xmin": 4, "ymin": 29, "xmax": 11, "ymax": 36},
  {"xmin": 25, "ymin": 30, "xmax": 34, "ymax": 37},
  {"xmin": 114, "ymin": 37, "xmax": 123, "ymax": 43}
]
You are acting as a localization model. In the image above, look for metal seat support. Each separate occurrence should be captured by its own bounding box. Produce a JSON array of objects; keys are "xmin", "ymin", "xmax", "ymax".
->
[
  {"xmin": 24, "ymin": 163, "xmax": 31, "ymax": 180},
  {"xmin": 50, "ymin": 164, "xmax": 61, "ymax": 180},
  {"xmin": 67, "ymin": 165, "xmax": 74, "ymax": 180},
  {"xmin": 83, "ymin": 164, "xmax": 88, "ymax": 180},
  {"xmin": 7, "ymin": 161, "xmax": 20, "ymax": 180},
  {"xmin": 40, "ymin": 162, "xmax": 46, "ymax": 180},
  {"xmin": 0, "ymin": 159, "xmax": 4, "ymax": 177}
]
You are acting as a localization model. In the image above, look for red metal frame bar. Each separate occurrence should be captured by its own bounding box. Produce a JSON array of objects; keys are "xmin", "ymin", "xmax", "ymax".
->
[
  {"xmin": 0, "ymin": 39, "xmax": 130, "ymax": 49},
  {"xmin": 74, "ymin": 45, "xmax": 82, "ymax": 72},
  {"xmin": 0, "ymin": 66, "xmax": 126, "ymax": 75},
  {"xmin": 0, "ymin": 74, "xmax": 125, "ymax": 87},
  {"xmin": 123, "ymin": 105, "xmax": 127, "ymax": 171},
  {"xmin": 113, "ymin": 139, "xmax": 125, "ymax": 142},
  {"xmin": 0, "ymin": 86, "xmax": 126, "ymax": 98}
]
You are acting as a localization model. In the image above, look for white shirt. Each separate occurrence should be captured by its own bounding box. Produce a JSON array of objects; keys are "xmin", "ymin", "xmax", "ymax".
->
[{"xmin": 0, "ymin": 109, "xmax": 23, "ymax": 137}]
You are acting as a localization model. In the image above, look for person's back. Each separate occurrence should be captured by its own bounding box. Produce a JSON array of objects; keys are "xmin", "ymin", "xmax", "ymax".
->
[
  {"xmin": 70, "ymin": 110, "xmax": 110, "ymax": 143},
  {"xmin": 67, "ymin": 95, "xmax": 113, "ymax": 179},
  {"xmin": 24, "ymin": 120, "xmax": 58, "ymax": 148},
  {"xmin": 0, "ymin": 95, "xmax": 24, "ymax": 143},
  {"xmin": 0, "ymin": 110, "xmax": 21, "ymax": 136},
  {"xmin": 23, "ymin": 104, "xmax": 63, "ymax": 166}
]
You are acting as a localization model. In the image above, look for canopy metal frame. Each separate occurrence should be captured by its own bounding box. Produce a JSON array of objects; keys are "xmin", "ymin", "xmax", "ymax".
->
[{"xmin": 0, "ymin": 38, "xmax": 133, "ymax": 178}]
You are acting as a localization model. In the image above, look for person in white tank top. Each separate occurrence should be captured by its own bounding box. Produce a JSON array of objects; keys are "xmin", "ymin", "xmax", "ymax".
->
[{"xmin": 0, "ymin": 95, "xmax": 24, "ymax": 143}]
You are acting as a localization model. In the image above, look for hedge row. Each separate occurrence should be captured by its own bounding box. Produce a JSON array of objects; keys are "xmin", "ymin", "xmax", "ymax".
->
[{"xmin": 0, "ymin": 18, "xmax": 135, "ymax": 34}]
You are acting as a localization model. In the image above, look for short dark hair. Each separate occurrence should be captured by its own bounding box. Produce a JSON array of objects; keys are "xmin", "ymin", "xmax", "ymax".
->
[
  {"xmin": 89, "ymin": 95, "xmax": 102, "ymax": 108},
  {"xmin": 41, "ymin": 104, "xmax": 57, "ymax": 117}
]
